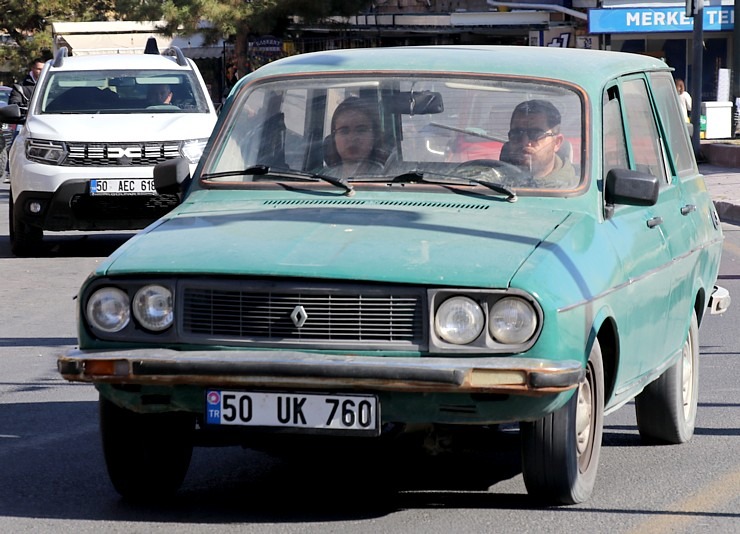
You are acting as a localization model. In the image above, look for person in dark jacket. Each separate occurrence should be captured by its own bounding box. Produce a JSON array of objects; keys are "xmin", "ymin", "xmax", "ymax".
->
[
  {"xmin": 5, "ymin": 58, "xmax": 44, "ymax": 181},
  {"xmin": 9, "ymin": 58, "xmax": 44, "ymax": 108}
]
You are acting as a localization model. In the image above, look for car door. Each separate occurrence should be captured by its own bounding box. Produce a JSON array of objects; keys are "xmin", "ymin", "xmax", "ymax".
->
[{"xmin": 600, "ymin": 80, "xmax": 674, "ymax": 385}]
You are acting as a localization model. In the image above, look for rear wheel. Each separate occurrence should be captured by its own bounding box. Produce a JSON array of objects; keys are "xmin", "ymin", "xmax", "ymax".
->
[
  {"xmin": 635, "ymin": 310, "xmax": 699, "ymax": 444},
  {"xmin": 9, "ymin": 192, "xmax": 43, "ymax": 257},
  {"xmin": 100, "ymin": 396, "xmax": 194, "ymax": 500},
  {"xmin": 521, "ymin": 340, "xmax": 604, "ymax": 505}
]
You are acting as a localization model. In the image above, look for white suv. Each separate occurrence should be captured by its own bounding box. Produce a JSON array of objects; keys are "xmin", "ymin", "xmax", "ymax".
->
[{"xmin": 0, "ymin": 41, "xmax": 218, "ymax": 256}]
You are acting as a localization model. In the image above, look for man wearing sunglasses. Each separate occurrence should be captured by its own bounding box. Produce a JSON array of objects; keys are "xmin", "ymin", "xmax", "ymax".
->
[{"xmin": 502, "ymin": 99, "xmax": 576, "ymax": 188}]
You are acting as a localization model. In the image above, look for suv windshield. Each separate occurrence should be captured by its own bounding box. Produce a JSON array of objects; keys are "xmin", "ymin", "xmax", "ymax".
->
[
  {"xmin": 36, "ymin": 70, "xmax": 211, "ymax": 114},
  {"xmin": 202, "ymin": 75, "xmax": 584, "ymax": 194}
]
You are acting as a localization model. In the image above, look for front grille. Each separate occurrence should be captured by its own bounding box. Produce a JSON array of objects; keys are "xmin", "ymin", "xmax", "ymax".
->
[
  {"xmin": 64, "ymin": 142, "xmax": 181, "ymax": 166},
  {"xmin": 70, "ymin": 193, "xmax": 180, "ymax": 219},
  {"xmin": 181, "ymin": 282, "xmax": 426, "ymax": 349}
]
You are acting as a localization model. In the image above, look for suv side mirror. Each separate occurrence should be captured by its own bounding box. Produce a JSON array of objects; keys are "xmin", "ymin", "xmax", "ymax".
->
[
  {"xmin": 154, "ymin": 157, "xmax": 191, "ymax": 196},
  {"xmin": 0, "ymin": 104, "xmax": 26, "ymax": 125}
]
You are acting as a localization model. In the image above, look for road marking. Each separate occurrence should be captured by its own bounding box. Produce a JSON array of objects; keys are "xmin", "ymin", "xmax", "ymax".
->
[{"xmin": 627, "ymin": 468, "xmax": 740, "ymax": 533}]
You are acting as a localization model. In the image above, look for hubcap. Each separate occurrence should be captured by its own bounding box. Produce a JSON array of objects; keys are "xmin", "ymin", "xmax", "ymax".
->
[
  {"xmin": 681, "ymin": 332, "xmax": 694, "ymax": 420},
  {"xmin": 575, "ymin": 371, "xmax": 593, "ymax": 457}
]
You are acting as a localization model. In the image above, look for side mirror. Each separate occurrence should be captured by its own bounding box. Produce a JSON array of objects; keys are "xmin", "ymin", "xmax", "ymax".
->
[
  {"xmin": 0, "ymin": 104, "xmax": 26, "ymax": 125},
  {"xmin": 605, "ymin": 168, "xmax": 660, "ymax": 218},
  {"xmin": 154, "ymin": 157, "xmax": 191, "ymax": 196}
]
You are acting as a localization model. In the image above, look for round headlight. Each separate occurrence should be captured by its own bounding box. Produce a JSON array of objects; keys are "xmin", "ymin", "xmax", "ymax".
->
[
  {"xmin": 133, "ymin": 285, "xmax": 174, "ymax": 332},
  {"xmin": 488, "ymin": 297, "xmax": 537, "ymax": 345},
  {"xmin": 87, "ymin": 287, "xmax": 130, "ymax": 333},
  {"xmin": 434, "ymin": 296, "xmax": 484, "ymax": 345}
]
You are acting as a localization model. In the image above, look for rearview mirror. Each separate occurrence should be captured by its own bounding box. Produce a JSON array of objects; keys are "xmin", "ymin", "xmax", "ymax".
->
[{"xmin": 388, "ymin": 91, "xmax": 444, "ymax": 115}]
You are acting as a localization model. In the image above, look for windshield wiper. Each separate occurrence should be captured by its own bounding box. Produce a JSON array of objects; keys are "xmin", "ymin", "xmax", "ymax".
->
[
  {"xmin": 201, "ymin": 165, "xmax": 355, "ymax": 196},
  {"xmin": 392, "ymin": 170, "xmax": 517, "ymax": 202}
]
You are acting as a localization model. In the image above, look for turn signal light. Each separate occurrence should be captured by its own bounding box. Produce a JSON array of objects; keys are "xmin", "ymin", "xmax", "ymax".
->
[{"xmin": 83, "ymin": 359, "xmax": 129, "ymax": 377}]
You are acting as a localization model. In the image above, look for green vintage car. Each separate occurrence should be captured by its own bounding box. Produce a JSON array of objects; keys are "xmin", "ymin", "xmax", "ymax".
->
[{"xmin": 59, "ymin": 45, "xmax": 729, "ymax": 505}]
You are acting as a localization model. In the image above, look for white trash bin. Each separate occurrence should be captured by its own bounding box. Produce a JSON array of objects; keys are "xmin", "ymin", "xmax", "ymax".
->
[{"xmin": 701, "ymin": 101, "xmax": 733, "ymax": 139}]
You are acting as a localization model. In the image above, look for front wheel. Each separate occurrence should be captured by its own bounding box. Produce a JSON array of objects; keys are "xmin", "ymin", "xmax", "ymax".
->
[
  {"xmin": 635, "ymin": 310, "xmax": 699, "ymax": 444},
  {"xmin": 521, "ymin": 340, "xmax": 604, "ymax": 505},
  {"xmin": 100, "ymin": 396, "xmax": 194, "ymax": 500},
  {"xmin": 9, "ymin": 193, "xmax": 43, "ymax": 257}
]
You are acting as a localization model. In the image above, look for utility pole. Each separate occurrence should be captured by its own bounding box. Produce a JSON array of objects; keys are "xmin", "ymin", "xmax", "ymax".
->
[
  {"xmin": 688, "ymin": 0, "xmax": 704, "ymax": 157},
  {"xmin": 733, "ymin": 0, "xmax": 740, "ymax": 136}
]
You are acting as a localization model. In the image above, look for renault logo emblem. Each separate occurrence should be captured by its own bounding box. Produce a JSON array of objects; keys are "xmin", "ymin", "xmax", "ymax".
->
[{"xmin": 290, "ymin": 305, "xmax": 308, "ymax": 328}]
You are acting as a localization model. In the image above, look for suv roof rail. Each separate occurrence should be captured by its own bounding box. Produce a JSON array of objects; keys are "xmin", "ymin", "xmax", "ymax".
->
[
  {"xmin": 144, "ymin": 37, "xmax": 159, "ymax": 55},
  {"xmin": 52, "ymin": 47, "xmax": 68, "ymax": 68},
  {"xmin": 162, "ymin": 46, "xmax": 188, "ymax": 67}
]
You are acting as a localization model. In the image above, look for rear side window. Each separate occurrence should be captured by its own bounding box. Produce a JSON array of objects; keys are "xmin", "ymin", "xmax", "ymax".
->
[{"xmin": 648, "ymin": 71, "xmax": 697, "ymax": 177}]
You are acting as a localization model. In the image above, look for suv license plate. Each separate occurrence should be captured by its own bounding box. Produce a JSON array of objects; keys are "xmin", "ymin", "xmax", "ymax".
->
[
  {"xmin": 206, "ymin": 390, "xmax": 380, "ymax": 436},
  {"xmin": 90, "ymin": 178, "xmax": 156, "ymax": 196}
]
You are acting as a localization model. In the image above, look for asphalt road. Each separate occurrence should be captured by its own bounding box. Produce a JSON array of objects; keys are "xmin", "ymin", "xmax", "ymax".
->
[{"xmin": 0, "ymin": 182, "xmax": 738, "ymax": 533}]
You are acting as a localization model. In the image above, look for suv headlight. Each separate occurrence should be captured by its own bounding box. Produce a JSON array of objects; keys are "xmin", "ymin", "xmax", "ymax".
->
[
  {"xmin": 26, "ymin": 138, "xmax": 67, "ymax": 164},
  {"xmin": 181, "ymin": 138, "xmax": 208, "ymax": 163}
]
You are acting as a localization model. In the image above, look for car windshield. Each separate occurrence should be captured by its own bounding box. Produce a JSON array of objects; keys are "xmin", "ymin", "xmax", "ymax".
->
[
  {"xmin": 202, "ymin": 75, "xmax": 584, "ymax": 194},
  {"xmin": 36, "ymin": 70, "xmax": 211, "ymax": 114},
  {"xmin": 0, "ymin": 88, "xmax": 9, "ymax": 106}
]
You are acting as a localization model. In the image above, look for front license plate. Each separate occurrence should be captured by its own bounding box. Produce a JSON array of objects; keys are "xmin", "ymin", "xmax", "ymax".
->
[
  {"xmin": 90, "ymin": 178, "xmax": 156, "ymax": 196},
  {"xmin": 205, "ymin": 390, "xmax": 380, "ymax": 436}
]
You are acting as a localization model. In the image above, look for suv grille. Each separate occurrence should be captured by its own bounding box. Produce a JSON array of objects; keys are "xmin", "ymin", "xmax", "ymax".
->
[
  {"xmin": 181, "ymin": 282, "xmax": 426, "ymax": 349},
  {"xmin": 64, "ymin": 142, "xmax": 181, "ymax": 166}
]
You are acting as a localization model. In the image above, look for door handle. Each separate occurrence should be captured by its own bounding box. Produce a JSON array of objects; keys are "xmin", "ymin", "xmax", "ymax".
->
[
  {"xmin": 681, "ymin": 204, "xmax": 696, "ymax": 215},
  {"xmin": 647, "ymin": 216, "xmax": 663, "ymax": 228}
]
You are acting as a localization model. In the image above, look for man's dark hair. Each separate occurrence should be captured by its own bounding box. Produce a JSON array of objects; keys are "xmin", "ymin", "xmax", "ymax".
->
[
  {"xmin": 511, "ymin": 99, "xmax": 562, "ymax": 128},
  {"xmin": 30, "ymin": 58, "xmax": 44, "ymax": 67}
]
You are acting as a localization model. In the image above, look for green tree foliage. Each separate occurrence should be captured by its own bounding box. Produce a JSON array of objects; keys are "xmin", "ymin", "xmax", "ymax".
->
[
  {"xmin": 0, "ymin": 0, "xmax": 371, "ymax": 82},
  {"xmin": 0, "ymin": 0, "xmax": 115, "ymax": 80}
]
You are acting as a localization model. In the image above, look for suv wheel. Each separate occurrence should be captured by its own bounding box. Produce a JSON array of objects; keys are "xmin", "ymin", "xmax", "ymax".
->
[{"xmin": 9, "ymin": 192, "xmax": 43, "ymax": 256}]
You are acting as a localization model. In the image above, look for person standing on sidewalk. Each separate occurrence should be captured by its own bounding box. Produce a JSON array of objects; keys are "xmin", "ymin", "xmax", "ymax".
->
[{"xmin": 675, "ymin": 78, "xmax": 692, "ymax": 122}]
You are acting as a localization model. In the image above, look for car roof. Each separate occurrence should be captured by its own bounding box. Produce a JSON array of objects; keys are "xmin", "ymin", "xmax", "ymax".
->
[
  {"xmin": 246, "ymin": 45, "xmax": 670, "ymax": 94},
  {"xmin": 46, "ymin": 53, "xmax": 193, "ymax": 72}
]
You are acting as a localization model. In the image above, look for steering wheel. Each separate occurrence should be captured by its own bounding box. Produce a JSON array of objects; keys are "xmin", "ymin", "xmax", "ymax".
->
[{"xmin": 454, "ymin": 158, "xmax": 531, "ymax": 185}]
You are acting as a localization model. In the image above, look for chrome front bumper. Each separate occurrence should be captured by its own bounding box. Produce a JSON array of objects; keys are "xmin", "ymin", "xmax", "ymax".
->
[{"xmin": 59, "ymin": 349, "xmax": 585, "ymax": 396}]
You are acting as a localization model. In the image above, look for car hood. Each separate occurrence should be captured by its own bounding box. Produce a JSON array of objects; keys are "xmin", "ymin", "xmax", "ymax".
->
[
  {"xmin": 101, "ymin": 192, "xmax": 572, "ymax": 288},
  {"xmin": 24, "ymin": 113, "xmax": 215, "ymax": 142}
]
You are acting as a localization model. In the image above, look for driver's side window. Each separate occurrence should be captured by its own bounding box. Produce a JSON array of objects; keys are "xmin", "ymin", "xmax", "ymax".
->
[{"xmin": 603, "ymin": 86, "xmax": 629, "ymax": 179}]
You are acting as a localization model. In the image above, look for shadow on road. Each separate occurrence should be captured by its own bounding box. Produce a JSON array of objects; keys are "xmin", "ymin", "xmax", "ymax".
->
[
  {"xmin": 0, "ymin": 400, "xmax": 539, "ymax": 524},
  {"xmin": 0, "ymin": 232, "xmax": 135, "ymax": 259}
]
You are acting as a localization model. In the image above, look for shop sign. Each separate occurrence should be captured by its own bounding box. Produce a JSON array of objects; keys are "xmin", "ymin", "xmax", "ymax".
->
[{"xmin": 589, "ymin": 6, "xmax": 733, "ymax": 33}]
